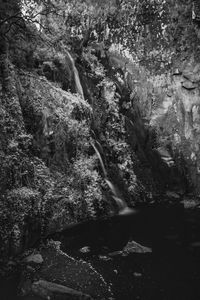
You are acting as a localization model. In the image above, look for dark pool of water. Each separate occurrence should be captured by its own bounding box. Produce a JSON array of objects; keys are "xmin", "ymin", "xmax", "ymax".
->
[
  {"xmin": 63, "ymin": 204, "xmax": 200, "ymax": 300},
  {"xmin": 2, "ymin": 203, "xmax": 200, "ymax": 300}
]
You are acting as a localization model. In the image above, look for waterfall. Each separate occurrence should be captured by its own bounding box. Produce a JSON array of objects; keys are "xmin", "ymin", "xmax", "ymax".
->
[
  {"xmin": 66, "ymin": 51, "xmax": 85, "ymax": 99},
  {"xmin": 104, "ymin": 179, "xmax": 127, "ymax": 210},
  {"xmin": 91, "ymin": 142, "xmax": 128, "ymax": 211},
  {"xmin": 91, "ymin": 142, "xmax": 107, "ymax": 178}
]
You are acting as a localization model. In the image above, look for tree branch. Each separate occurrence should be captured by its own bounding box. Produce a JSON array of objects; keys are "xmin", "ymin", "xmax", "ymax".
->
[{"xmin": 0, "ymin": 12, "xmax": 21, "ymax": 27}]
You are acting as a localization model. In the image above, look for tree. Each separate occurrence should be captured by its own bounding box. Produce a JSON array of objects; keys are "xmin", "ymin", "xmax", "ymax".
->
[
  {"xmin": 0, "ymin": 0, "xmax": 64, "ymax": 55},
  {"xmin": 0, "ymin": 0, "xmax": 21, "ymax": 54},
  {"xmin": 63, "ymin": 0, "xmax": 168, "ymax": 60}
]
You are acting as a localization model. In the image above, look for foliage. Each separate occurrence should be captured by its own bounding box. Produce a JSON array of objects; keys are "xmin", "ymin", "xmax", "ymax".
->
[
  {"xmin": 93, "ymin": 76, "xmax": 144, "ymax": 201},
  {"xmin": 70, "ymin": 155, "xmax": 106, "ymax": 218},
  {"xmin": 1, "ymin": 0, "xmax": 196, "ymax": 68},
  {"xmin": 1, "ymin": 0, "xmax": 197, "ymax": 262},
  {"xmin": 0, "ymin": 61, "xmax": 106, "ymax": 258},
  {"xmin": 0, "ymin": 187, "xmax": 41, "ymax": 257},
  {"xmin": 62, "ymin": 0, "xmax": 172, "ymax": 70},
  {"xmin": 0, "ymin": 0, "xmax": 21, "ymax": 40}
]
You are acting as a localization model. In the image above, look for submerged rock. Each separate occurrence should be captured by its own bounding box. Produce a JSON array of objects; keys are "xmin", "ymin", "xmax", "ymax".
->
[{"xmin": 122, "ymin": 240, "xmax": 152, "ymax": 255}]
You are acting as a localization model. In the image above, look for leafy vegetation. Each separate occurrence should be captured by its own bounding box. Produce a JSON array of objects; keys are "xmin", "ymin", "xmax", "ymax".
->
[{"xmin": 0, "ymin": 0, "xmax": 197, "ymax": 263}]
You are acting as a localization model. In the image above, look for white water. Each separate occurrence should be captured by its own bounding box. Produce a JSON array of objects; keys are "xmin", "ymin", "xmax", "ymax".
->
[
  {"xmin": 91, "ymin": 142, "xmax": 107, "ymax": 178},
  {"xmin": 66, "ymin": 51, "xmax": 85, "ymax": 99},
  {"xmin": 91, "ymin": 142, "xmax": 128, "ymax": 211},
  {"xmin": 104, "ymin": 179, "xmax": 127, "ymax": 210}
]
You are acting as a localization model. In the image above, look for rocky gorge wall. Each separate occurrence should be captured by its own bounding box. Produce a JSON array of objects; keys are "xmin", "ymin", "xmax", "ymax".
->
[
  {"xmin": 148, "ymin": 56, "xmax": 200, "ymax": 194},
  {"xmin": 99, "ymin": 0, "xmax": 200, "ymax": 195}
]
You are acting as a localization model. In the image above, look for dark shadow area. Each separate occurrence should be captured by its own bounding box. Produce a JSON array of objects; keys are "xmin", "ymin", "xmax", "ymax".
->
[
  {"xmin": 57, "ymin": 203, "xmax": 200, "ymax": 300},
  {"xmin": 2, "ymin": 203, "xmax": 200, "ymax": 300},
  {"xmin": 52, "ymin": 202, "xmax": 184, "ymax": 253}
]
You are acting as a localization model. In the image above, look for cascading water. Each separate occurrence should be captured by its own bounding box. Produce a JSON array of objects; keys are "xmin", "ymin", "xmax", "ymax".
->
[
  {"xmin": 66, "ymin": 51, "xmax": 85, "ymax": 99},
  {"xmin": 91, "ymin": 141, "xmax": 107, "ymax": 178},
  {"xmin": 91, "ymin": 141, "xmax": 129, "ymax": 212},
  {"xmin": 104, "ymin": 179, "xmax": 127, "ymax": 210}
]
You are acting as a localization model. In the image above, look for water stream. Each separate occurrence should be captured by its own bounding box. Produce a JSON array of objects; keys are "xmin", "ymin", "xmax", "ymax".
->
[
  {"xmin": 66, "ymin": 51, "xmax": 85, "ymax": 99},
  {"xmin": 91, "ymin": 141, "xmax": 128, "ymax": 211},
  {"xmin": 91, "ymin": 141, "xmax": 107, "ymax": 178}
]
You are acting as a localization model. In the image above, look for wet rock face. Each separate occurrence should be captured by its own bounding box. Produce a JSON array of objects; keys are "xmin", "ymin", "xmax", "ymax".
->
[
  {"xmin": 101, "ymin": 2, "xmax": 200, "ymax": 195},
  {"xmin": 147, "ymin": 56, "xmax": 200, "ymax": 193},
  {"xmin": 109, "ymin": 49, "xmax": 200, "ymax": 193}
]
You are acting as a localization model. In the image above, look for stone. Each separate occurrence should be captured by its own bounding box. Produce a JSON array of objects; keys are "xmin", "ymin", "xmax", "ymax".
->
[
  {"xmin": 166, "ymin": 191, "xmax": 180, "ymax": 199},
  {"xmin": 182, "ymin": 80, "xmax": 197, "ymax": 90},
  {"xmin": 79, "ymin": 246, "xmax": 91, "ymax": 253},
  {"xmin": 32, "ymin": 280, "xmax": 93, "ymax": 299},
  {"xmin": 181, "ymin": 198, "xmax": 198, "ymax": 209},
  {"xmin": 98, "ymin": 255, "xmax": 112, "ymax": 261},
  {"xmin": 122, "ymin": 241, "xmax": 152, "ymax": 255},
  {"xmin": 182, "ymin": 62, "xmax": 200, "ymax": 82},
  {"xmin": 24, "ymin": 253, "xmax": 44, "ymax": 264},
  {"xmin": 183, "ymin": 71, "xmax": 200, "ymax": 83},
  {"xmin": 108, "ymin": 250, "xmax": 123, "ymax": 257},
  {"xmin": 173, "ymin": 68, "xmax": 182, "ymax": 75}
]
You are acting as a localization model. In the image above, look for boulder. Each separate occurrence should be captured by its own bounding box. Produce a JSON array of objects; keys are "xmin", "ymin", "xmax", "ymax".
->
[
  {"xmin": 182, "ymin": 80, "xmax": 197, "ymax": 90},
  {"xmin": 24, "ymin": 253, "xmax": 44, "ymax": 265},
  {"xmin": 32, "ymin": 280, "xmax": 93, "ymax": 300},
  {"xmin": 183, "ymin": 71, "xmax": 200, "ymax": 83},
  {"xmin": 166, "ymin": 191, "xmax": 181, "ymax": 200},
  {"xmin": 122, "ymin": 240, "xmax": 152, "ymax": 255},
  {"xmin": 173, "ymin": 68, "xmax": 182, "ymax": 75}
]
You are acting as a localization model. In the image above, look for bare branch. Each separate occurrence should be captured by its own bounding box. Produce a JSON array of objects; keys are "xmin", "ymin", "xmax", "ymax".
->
[{"xmin": 0, "ymin": 12, "xmax": 21, "ymax": 27}]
